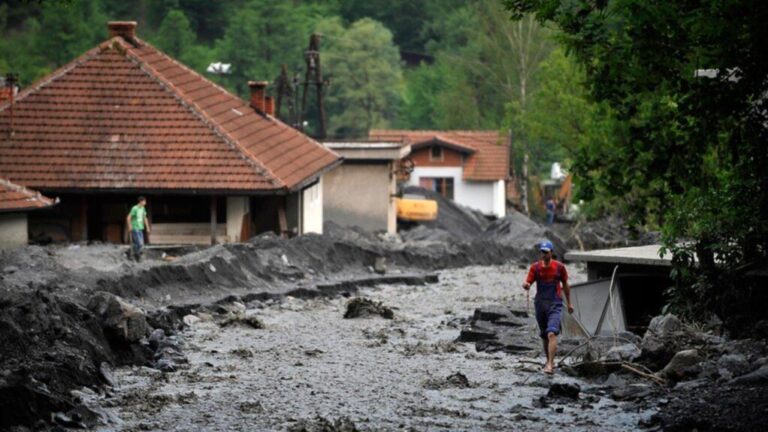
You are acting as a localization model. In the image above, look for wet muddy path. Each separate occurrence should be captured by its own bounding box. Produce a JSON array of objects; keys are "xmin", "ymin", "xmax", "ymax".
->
[{"xmin": 96, "ymin": 265, "xmax": 651, "ymax": 431}]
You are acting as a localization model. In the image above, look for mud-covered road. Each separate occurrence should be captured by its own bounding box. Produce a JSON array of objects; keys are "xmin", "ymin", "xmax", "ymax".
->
[{"xmin": 93, "ymin": 265, "xmax": 654, "ymax": 431}]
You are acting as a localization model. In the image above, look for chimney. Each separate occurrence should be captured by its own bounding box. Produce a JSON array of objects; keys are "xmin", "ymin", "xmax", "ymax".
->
[
  {"xmin": 248, "ymin": 81, "xmax": 268, "ymax": 114},
  {"xmin": 264, "ymin": 96, "xmax": 275, "ymax": 116},
  {"xmin": 108, "ymin": 21, "xmax": 137, "ymax": 40}
]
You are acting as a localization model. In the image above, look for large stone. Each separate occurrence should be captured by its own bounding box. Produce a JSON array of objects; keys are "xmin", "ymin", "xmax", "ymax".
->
[
  {"xmin": 729, "ymin": 364, "xmax": 768, "ymax": 386},
  {"xmin": 457, "ymin": 321, "xmax": 496, "ymax": 342},
  {"xmin": 640, "ymin": 315, "xmax": 684, "ymax": 369},
  {"xmin": 473, "ymin": 305, "xmax": 512, "ymax": 323},
  {"xmin": 88, "ymin": 292, "xmax": 148, "ymax": 343},
  {"xmin": 547, "ymin": 382, "xmax": 580, "ymax": 400},
  {"xmin": 717, "ymin": 353, "xmax": 750, "ymax": 380},
  {"xmin": 661, "ymin": 349, "xmax": 702, "ymax": 380},
  {"xmin": 612, "ymin": 383, "xmax": 653, "ymax": 401},
  {"xmin": 603, "ymin": 343, "xmax": 642, "ymax": 362},
  {"xmin": 645, "ymin": 314, "xmax": 683, "ymax": 339}
]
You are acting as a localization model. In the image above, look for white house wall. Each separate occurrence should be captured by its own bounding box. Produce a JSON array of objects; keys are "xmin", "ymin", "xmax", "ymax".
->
[
  {"xmin": 410, "ymin": 167, "xmax": 504, "ymax": 217},
  {"xmin": 0, "ymin": 213, "xmax": 28, "ymax": 249},
  {"xmin": 302, "ymin": 178, "xmax": 323, "ymax": 234}
]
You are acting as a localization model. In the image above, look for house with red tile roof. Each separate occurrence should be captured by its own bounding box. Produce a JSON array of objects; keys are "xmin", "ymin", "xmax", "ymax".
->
[
  {"xmin": 369, "ymin": 130, "xmax": 510, "ymax": 217},
  {"xmin": 0, "ymin": 178, "xmax": 57, "ymax": 247},
  {"xmin": 0, "ymin": 22, "xmax": 340, "ymax": 245}
]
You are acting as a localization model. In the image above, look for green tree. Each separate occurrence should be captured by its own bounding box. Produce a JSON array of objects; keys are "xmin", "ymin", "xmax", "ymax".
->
[
  {"xmin": 316, "ymin": 17, "xmax": 404, "ymax": 138},
  {"xmin": 215, "ymin": 0, "xmax": 325, "ymax": 97},
  {"xmin": 153, "ymin": 9, "xmax": 195, "ymax": 61},
  {"xmin": 34, "ymin": 0, "xmax": 106, "ymax": 67},
  {"xmin": 505, "ymin": 0, "xmax": 768, "ymax": 328}
]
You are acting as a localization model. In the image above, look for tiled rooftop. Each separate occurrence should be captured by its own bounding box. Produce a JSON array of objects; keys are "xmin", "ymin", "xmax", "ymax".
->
[
  {"xmin": 369, "ymin": 130, "xmax": 509, "ymax": 181},
  {"xmin": 0, "ymin": 177, "xmax": 56, "ymax": 212},
  {"xmin": 0, "ymin": 25, "xmax": 340, "ymax": 193}
]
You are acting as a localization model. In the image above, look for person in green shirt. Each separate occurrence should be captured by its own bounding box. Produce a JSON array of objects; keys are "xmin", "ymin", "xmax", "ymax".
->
[{"xmin": 126, "ymin": 196, "xmax": 150, "ymax": 261}]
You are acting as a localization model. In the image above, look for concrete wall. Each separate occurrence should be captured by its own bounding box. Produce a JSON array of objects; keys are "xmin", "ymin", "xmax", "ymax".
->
[
  {"xmin": 226, "ymin": 196, "xmax": 249, "ymax": 242},
  {"xmin": 0, "ymin": 213, "xmax": 28, "ymax": 249},
  {"xmin": 323, "ymin": 163, "xmax": 394, "ymax": 233},
  {"xmin": 302, "ymin": 179, "xmax": 323, "ymax": 234},
  {"xmin": 409, "ymin": 166, "xmax": 504, "ymax": 217}
]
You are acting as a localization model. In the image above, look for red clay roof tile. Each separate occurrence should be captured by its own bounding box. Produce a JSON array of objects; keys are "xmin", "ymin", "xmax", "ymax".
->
[
  {"xmin": 0, "ymin": 177, "xmax": 57, "ymax": 212},
  {"xmin": 0, "ymin": 31, "xmax": 339, "ymax": 194}
]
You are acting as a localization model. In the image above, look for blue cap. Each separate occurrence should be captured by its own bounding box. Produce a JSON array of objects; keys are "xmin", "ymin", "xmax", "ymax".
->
[{"xmin": 539, "ymin": 240, "xmax": 553, "ymax": 252}]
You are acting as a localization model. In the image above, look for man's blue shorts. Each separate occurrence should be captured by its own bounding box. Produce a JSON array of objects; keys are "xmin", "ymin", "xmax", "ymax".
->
[{"xmin": 535, "ymin": 300, "xmax": 563, "ymax": 338}]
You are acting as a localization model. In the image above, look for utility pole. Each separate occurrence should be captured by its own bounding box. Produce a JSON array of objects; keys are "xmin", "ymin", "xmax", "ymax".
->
[
  {"xmin": 274, "ymin": 64, "xmax": 298, "ymax": 127},
  {"xmin": 298, "ymin": 33, "xmax": 328, "ymax": 140}
]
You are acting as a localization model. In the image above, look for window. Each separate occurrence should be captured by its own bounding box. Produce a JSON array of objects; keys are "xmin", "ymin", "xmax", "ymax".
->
[
  {"xmin": 430, "ymin": 145, "xmax": 443, "ymax": 161},
  {"xmin": 420, "ymin": 177, "xmax": 454, "ymax": 200}
]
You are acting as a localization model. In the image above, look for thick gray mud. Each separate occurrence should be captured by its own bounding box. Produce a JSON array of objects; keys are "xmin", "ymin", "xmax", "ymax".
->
[{"xmin": 94, "ymin": 265, "xmax": 652, "ymax": 431}]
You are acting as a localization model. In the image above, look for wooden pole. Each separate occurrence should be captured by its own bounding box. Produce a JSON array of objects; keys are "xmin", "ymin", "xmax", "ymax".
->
[
  {"xmin": 277, "ymin": 197, "xmax": 288, "ymax": 238},
  {"xmin": 210, "ymin": 196, "xmax": 217, "ymax": 245}
]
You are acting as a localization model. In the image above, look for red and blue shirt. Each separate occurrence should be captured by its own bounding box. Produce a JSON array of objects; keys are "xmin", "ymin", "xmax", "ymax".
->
[{"xmin": 526, "ymin": 259, "xmax": 568, "ymax": 302}]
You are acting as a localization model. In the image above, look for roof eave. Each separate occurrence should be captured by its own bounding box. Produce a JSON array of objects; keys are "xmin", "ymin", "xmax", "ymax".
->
[{"xmin": 287, "ymin": 157, "xmax": 345, "ymax": 193}]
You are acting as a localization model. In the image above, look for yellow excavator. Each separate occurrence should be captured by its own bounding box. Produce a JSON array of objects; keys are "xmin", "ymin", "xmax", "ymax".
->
[
  {"xmin": 393, "ymin": 159, "xmax": 438, "ymax": 222},
  {"xmin": 395, "ymin": 193, "xmax": 438, "ymax": 222}
]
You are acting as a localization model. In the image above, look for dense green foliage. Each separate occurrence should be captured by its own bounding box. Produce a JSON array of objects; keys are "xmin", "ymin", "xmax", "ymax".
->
[{"xmin": 505, "ymin": 0, "xmax": 768, "ymax": 327}]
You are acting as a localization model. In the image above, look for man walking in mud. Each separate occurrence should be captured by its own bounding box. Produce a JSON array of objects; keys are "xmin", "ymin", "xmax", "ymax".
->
[
  {"xmin": 523, "ymin": 240, "xmax": 573, "ymax": 374},
  {"xmin": 126, "ymin": 196, "xmax": 150, "ymax": 262}
]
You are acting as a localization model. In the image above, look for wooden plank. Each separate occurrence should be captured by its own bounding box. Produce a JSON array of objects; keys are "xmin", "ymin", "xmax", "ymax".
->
[
  {"xmin": 277, "ymin": 198, "xmax": 288, "ymax": 239},
  {"xmin": 150, "ymin": 234, "xmax": 229, "ymax": 245},
  {"xmin": 210, "ymin": 196, "xmax": 218, "ymax": 245}
]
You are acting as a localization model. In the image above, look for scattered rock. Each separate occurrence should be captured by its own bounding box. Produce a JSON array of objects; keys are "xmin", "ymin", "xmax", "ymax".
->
[
  {"xmin": 661, "ymin": 349, "xmax": 702, "ymax": 380},
  {"xmin": 673, "ymin": 378, "xmax": 708, "ymax": 391},
  {"xmin": 424, "ymin": 372, "xmax": 471, "ymax": 390},
  {"xmin": 612, "ymin": 383, "xmax": 653, "ymax": 401},
  {"xmin": 646, "ymin": 314, "xmax": 683, "ymax": 338},
  {"xmin": 547, "ymin": 382, "xmax": 580, "ymax": 400},
  {"xmin": 288, "ymin": 415, "xmax": 359, "ymax": 432},
  {"xmin": 456, "ymin": 323, "xmax": 497, "ymax": 342},
  {"xmin": 717, "ymin": 353, "xmax": 750, "ymax": 380},
  {"xmin": 603, "ymin": 343, "xmax": 641, "ymax": 362},
  {"xmin": 182, "ymin": 314, "xmax": 201, "ymax": 326},
  {"xmin": 219, "ymin": 314, "xmax": 265, "ymax": 329},
  {"xmin": 98, "ymin": 363, "xmax": 116, "ymax": 388},
  {"xmin": 374, "ymin": 256, "xmax": 387, "ymax": 274},
  {"xmin": 2, "ymin": 265, "xmax": 19, "ymax": 274},
  {"xmin": 88, "ymin": 292, "xmax": 148, "ymax": 343},
  {"xmin": 602, "ymin": 373, "xmax": 627, "ymax": 388},
  {"xmin": 343, "ymin": 298, "xmax": 393, "ymax": 319},
  {"xmin": 729, "ymin": 364, "xmax": 768, "ymax": 385}
]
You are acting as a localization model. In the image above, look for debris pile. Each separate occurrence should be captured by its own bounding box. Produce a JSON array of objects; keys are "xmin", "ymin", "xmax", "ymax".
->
[
  {"xmin": 456, "ymin": 304, "xmax": 535, "ymax": 353},
  {"xmin": 399, "ymin": 186, "xmax": 489, "ymax": 242},
  {"xmin": 397, "ymin": 187, "xmax": 568, "ymax": 260},
  {"xmin": 343, "ymin": 297, "xmax": 394, "ymax": 319},
  {"xmin": 551, "ymin": 214, "xmax": 660, "ymax": 251},
  {"xmin": 457, "ymin": 307, "xmax": 768, "ymax": 431}
]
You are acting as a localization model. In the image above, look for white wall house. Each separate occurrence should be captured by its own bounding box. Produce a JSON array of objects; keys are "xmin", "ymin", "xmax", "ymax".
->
[{"xmin": 370, "ymin": 130, "xmax": 510, "ymax": 218}]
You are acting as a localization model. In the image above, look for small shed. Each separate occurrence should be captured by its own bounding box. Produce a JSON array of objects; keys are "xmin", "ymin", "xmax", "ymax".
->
[
  {"xmin": 0, "ymin": 178, "xmax": 57, "ymax": 248},
  {"xmin": 322, "ymin": 140, "xmax": 411, "ymax": 234},
  {"xmin": 563, "ymin": 245, "xmax": 673, "ymax": 336}
]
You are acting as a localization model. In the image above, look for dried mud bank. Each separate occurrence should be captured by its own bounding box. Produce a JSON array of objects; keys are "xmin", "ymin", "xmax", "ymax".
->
[{"xmin": 0, "ymin": 228, "xmax": 538, "ymax": 430}]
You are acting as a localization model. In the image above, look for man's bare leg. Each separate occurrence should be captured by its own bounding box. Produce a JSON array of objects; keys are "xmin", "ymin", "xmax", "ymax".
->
[
  {"xmin": 541, "ymin": 337, "xmax": 548, "ymax": 362},
  {"xmin": 543, "ymin": 332, "xmax": 557, "ymax": 374}
]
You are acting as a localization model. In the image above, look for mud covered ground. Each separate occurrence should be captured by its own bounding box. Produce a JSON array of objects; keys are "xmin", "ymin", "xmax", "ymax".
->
[{"xmin": 89, "ymin": 265, "xmax": 656, "ymax": 431}]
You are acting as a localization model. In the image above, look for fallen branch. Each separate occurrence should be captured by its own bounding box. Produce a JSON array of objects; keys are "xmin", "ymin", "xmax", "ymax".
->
[{"xmin": 621, "ymin": 362, "xmax": 666, "ymax": 386}]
